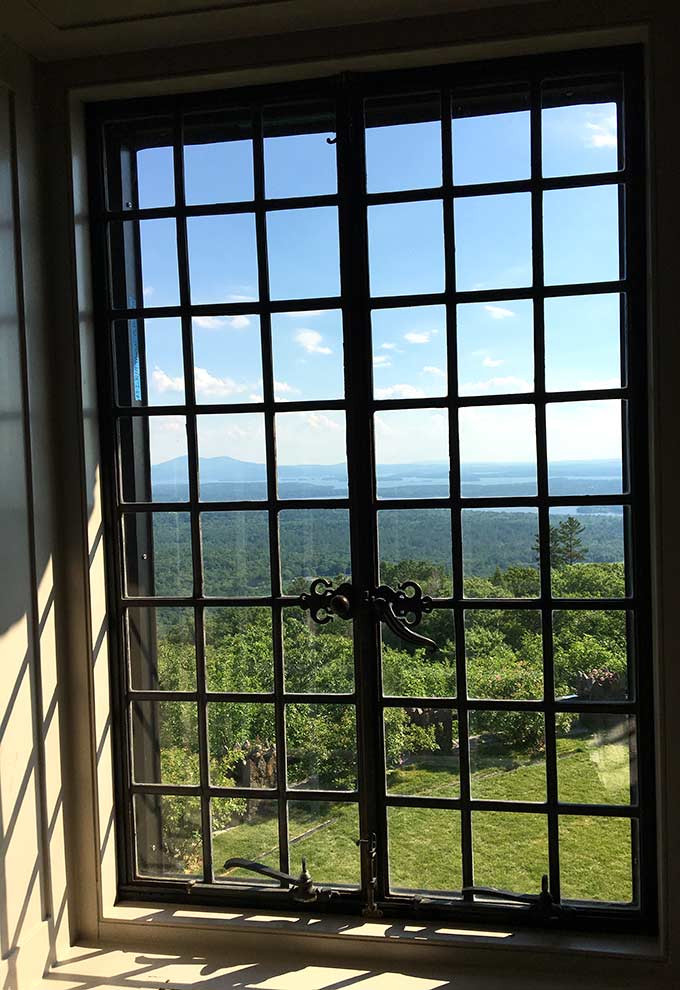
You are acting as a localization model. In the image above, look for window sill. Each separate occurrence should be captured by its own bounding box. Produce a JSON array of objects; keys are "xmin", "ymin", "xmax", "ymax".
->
[{"xmin": 96, "ymin": 899, "xmax": 663, "ymax": 962}]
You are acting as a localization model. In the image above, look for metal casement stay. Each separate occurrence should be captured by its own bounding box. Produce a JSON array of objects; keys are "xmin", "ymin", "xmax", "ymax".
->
[{"xmin": 87, "ymin": 44, "xmax": 655, "ymax": 932}]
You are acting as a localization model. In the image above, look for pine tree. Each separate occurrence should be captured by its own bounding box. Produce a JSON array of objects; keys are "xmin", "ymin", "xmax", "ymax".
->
[
  {"xmin": 533, "ymin": 518, "xmax": 588, "ymax": 568},
  {"xmin": 556, "ymin": 516, "xmax": 587, "ymax": 565}
]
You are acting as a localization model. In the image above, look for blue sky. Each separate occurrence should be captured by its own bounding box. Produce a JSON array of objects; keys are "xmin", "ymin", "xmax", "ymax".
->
[{"xmin": 130, "ymin": 100, "xmax": 622, "ymax": 471}]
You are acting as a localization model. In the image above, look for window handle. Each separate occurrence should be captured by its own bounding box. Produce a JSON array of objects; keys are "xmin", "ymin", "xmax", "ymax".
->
[
  {"xmin": 461, "ymin": 874, "xmax": 573, "ymax": 920},
  {"xmin": 222, "ymin": 856, "xmax": 322, "ymax": 903},
  {"xmin": 370, "ymin": 581, "xmax": 437, "ymax": 651},
  {"xmin": 300, "ymin": 578, "xmax": 356, "ymax": 623}
]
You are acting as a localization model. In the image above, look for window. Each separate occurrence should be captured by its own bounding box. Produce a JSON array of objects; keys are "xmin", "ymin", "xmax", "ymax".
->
[{"xmin": 88, "ymin": 46, "xmax": 654, "ymax": 931}]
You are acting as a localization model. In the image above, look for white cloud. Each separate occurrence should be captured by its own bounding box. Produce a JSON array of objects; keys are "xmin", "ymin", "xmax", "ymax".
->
[
  {"xmin": 295, "ymin": 329, "xmax": 332, "ymax": 355},
  {"xmin": 227, "ymin": 292, "xmax": 256, "ymax": 302},
  {"xmin": 143, "ymin": 285, "xmax": 155, "ymax": 298},
  {"xmin": 305, "ymin": 412, "xmax": 341, "ymax": 432},
  {"xmin": 193, "ymin": 314, "xmax": 251, "ymax": 330},
  {"xmin": 482, "ymin": 356, "xmax": 505, "ymax": 368},
  {"xmin": 381, "ymin": 342, "xmax": 397, "ymax": 351},
  {"xmin": 585, "ymin": 114, "xmax": 617, "ymax": 149},
  {"xmin": 461, "ymin": 375, "xmax": 531, "ymax": 394},
  {"xmin": 285, "ymin": 310, "xmax": 324, "ymax": 318},
  {"xmin": 374, "ymin": 384, "xmax": 426, "ymax": 400},
  {"xmin": 152, "ymin": 368, "xmax": 184, "ymax": 393},
  {"xmin": 577, "ymin": 377, "xmax": 619, "ymax": 390},
  {"xmin": 274, "ymin": 380, "xmax": 300, "ymax": 398},
  {"xmin": 373, "ymin": 354, "xmax": 392, "ymax": 368},
  {"xmin": 484, "ymin": 304, "xmax": 515, "ymax": 320},
  {"xmin": 404, "ymin": 330, "xmax": 436, "ymax": 344},
  {"xmin": 423, "ymin": 366, "xmax": 445, "ymax": 377},
  {"xmin": 194, "ymin": 366, "xmax": 249, "ymax": 400}
]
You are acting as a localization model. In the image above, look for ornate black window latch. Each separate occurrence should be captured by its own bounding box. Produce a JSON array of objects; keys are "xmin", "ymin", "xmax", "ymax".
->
[
  {"xmin": 221, "ymin": 856, "xmax": 336, "ymax": 904},
  {"xmin": 460, "ymin": 874, "xmax": 573, "ymax": 921},
  {"xmin": 300, "ymin": 578, "xmax": 437, "ymax": 651}
]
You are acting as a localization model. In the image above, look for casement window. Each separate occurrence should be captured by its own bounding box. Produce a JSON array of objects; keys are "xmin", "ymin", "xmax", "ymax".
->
[{"xmin": 88, "ymin": 45, "xmax": 655, "ymax": 932}]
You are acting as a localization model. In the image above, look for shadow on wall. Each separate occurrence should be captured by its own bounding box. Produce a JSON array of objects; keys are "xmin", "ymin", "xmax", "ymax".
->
[{"xmin": 0, "ymin": 71, "xmax": 99, "ymax": 989}]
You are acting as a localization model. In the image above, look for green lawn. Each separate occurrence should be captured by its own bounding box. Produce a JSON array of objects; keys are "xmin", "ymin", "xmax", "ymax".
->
[{"xmin": 212, "ymin": 733, "xmax": 634, "ymax": 904}]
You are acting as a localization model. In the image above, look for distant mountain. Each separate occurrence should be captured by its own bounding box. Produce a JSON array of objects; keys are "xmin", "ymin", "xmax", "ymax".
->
[{"xmin": 152, "ymin": 455, "xmax": 266, "ymax": 485}]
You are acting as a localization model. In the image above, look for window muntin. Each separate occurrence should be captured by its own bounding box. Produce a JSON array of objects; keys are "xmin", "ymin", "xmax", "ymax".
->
[{"xmin": 91, "ymin": 48, "xmax": 653, "ymax": 931}]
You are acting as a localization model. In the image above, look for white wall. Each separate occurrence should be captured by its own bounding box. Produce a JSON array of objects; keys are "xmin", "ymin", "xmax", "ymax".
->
[{"xmin": 0, "ymin": 39, "xmax": 70, "ymax": 990}]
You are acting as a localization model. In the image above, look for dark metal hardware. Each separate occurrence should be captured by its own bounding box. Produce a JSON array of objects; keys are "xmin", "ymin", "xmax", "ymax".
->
[
  {"xmin": 370, "ymin": 581, "xmax": 436, "ymax": 650},
  {"xmin": 299, "ymin": 578, "xmax": 356, "ymax": 623},
  {"xmin": 461, "ymin": 874, "xmax": 572, "ymax": 920},
  {"xmin": 301, "ymin": 578, "xmax": 437, "ymax": 649},
  {"xmin": 356, "ymin": 833, "xmax": 383, "ymax": 918},
  {"xmin": 222, "ymin": 856, "xmax": 333, "ymax": 903}
]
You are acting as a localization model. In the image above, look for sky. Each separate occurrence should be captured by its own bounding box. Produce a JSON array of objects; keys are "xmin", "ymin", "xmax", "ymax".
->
[{"xmin": 125, "ymin": 100, "xmax": 623, "ymax": 473}]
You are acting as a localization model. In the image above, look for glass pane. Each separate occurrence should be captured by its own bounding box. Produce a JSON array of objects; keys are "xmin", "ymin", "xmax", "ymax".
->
[
  {"xmin": 267, "ymin": 207, "xmax": 340, "ymax": 300},
  {"xmin": 456, "ymin": 299, "xmax": 534, "ymax": 397},
  {"xmin": 388, "ymin": 808, "xmax": 461, "ymax": 894},
  {"xmin": 542, "ymin": 79, "xmax": 620, "ymax": 178},
  {"xmin": 288, "ymin": 801, "xmax": 360, "ymax": 886},
  {"xmin": 137, "ymin": 144, "xmax": 175, "ymax": 209},
  {"xmin": 469, "ymin": 710, "xmax": 546, "ymax": 800},
  {"xmin": 462, "ymin": 508, "xmax": 540, "ymax": 598},
  {"xmin": 454, "ymin": 193, "xmax": 532, "ymax": 291},
  {"xmin": 372, "ymin": 305, "xmax": 447, "ymax": 399},
  {"xmin": 114, "ymin": 318, "xmax": 185, "ymax": 407},
  {"xmin": 553, "ymin": 609, "xmax": 630, "ymax": 702},
  {"xmin": 208, "ymin": 703, "xmax": 277, "ymax": 787},
  {"xmin": 375, "ymin": 410, "xmax": 449, "ymax": 499},
  {"xmin": 472, "ymin": 812, "xmax": 548, "ymax": 893},
  {"xmin": 264, "ymin": 101, "xmax": 336, "ymax": 199},
  {"xmin": 197, "ymin": 413, "xmax": 267, "ymax": 501},
  {"xmin": 465, "ymin": 610, "xmax": 543, "ymax": 701},
  {"xmin": 459, "ymin": 404, "xmax": 537, "ymax": 496},
  {"xmin": 123, "ymin": 511, "xmax": 193, "ymax": 597},
  {"xmin": 141, "ymin": 219, "xmax": 180, "ymax": 307},
  {"xmin": 128, "ymin": 606, "xmax": 196, "ymax": 690},
  {"xmin": 378, "ymin": 509, "xmax": 453, "ymax": 595},
  {"xmin": 279, "ymin": 509, "xmax": 351, "ymax": 595},
  {"xmin": 557, "ymin": 714, "xmax": 635, "ymax": 806},
  {"xmin": 368, "ymin": 201, "xmax": 444, "ymax": 297},
  {"xmin": 452, "ymin": 107, "xmax": 530, "ymax": 185},
  {"xmin": 110, "ymin": 219, "xmax": 180, "ymax": 310},
  {"xmin": 205, "ymin": 606, "xmax": 273, "ymax": 692},
  {"xmin": 134, "ymin": 793, "xmax": 201, "ymax": 878},
  {"xmin": 559, "ymin": 816, "xmax": 634, "ymax": 903},
  {"xmin": 201, "ymin": 511, "xmax": 270, "ymax": 596},
  {"xmin": 276, "ymin": 411, "xmax": 347, "ymax": 499},
  {"xmin": 283, "ymin": 608, "xmax": 354, "ymax": 694},
  {"xmin": 214, "ymin": 799, "xmax": 279, "ymax": 884},
  {"xmin": 286, "ymin": 704, "xmax": 357, "ymax": 791},
  {"xmin": 545, "ymin": 293, "xmax": 621, "ymax": 392},
  {"xmin": 543, "ymin": 186, "xmax": 620, "ymax": 286},
  {"xmin": 365, "ymin": 93, "xmax": 441, "ymax": 193},
  {"xmin": 192, "ymin": 313, "xmax": 263, "ymax": 406},
  {"xmin": 184, "ymin": 108, "xmax": 253, "ymax": 205},
  {"xmin": 549, "ymin": 507, "xmax": 626, "ymax": 599},
  {"xmin": 187, "ymin": 214, "xmax": 258, "ymax": 305},
  {"xmin": 118, "ymin": 415, "xmax": 188, "ymax": 503},
  {"xmin": 382, "ymin": 609, "xmax": 456, "ymax": 699},
  {"xmin": 547, "ymin": 400, "xmax": 623, "ymax": 495},
  {"xmin": 104, "ymin": 117, "xmax": 173, "ymax": 212},
  {"xmin": 132, "ymin": 700, "xmax": 198, "ymax": 785},
  {"xmin": 271, "ymin": 309, "xmax": 344, "ymax": 402},
  {"xmin": 385, "ymin": 708, "xmax": 459, "ymax": 797}
]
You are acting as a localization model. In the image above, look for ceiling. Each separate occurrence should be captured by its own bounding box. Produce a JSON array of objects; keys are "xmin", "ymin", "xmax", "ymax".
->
[{"xmin": 1, "ymin": 0, "xmax": 544, "ymax": 62}]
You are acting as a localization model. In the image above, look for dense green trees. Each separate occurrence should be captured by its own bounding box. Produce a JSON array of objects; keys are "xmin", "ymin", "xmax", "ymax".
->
[{"xmin": 142, "ymin": 512, "xmax": 627, "ymax": 874}]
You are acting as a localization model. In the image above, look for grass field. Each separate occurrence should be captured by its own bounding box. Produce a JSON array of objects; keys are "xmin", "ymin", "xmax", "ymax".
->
[{"xmin": 212, "ymin": 731, "xmax": 634, "ymax": 904}]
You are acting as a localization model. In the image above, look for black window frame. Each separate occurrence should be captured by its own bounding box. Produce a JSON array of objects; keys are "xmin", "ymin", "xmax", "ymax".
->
[{"xmin": 87, "ymin": 43, "xmax": 656, "ymax": 934}]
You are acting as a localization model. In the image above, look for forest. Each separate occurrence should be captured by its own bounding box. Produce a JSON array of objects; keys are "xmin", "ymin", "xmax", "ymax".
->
[{"xmin": 131, "ymin": 509, "xmax": 635, "ymax": 904}]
